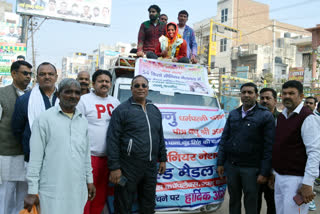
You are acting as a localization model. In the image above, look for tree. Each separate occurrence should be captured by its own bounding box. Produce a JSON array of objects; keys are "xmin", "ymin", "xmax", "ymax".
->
[{"xmin": 264, "ymin": 72, "xmax": 273, "ymax": 84}]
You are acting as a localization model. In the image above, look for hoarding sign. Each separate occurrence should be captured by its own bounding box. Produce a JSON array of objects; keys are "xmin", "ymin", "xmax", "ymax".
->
[
  {"xmin": 288, "ymin": 67, "xmax": 304, "ymax": 82},
  {"xmin": 0, "ymin": 22, "xmax": 22, "ymax": 43},
  {"xmin": 0, "ymin": 43, "xmax": 27, "ymax": 76},
  {"xmin": 16, "ymin": 0, "xmax": 112, "ymax": 27}
]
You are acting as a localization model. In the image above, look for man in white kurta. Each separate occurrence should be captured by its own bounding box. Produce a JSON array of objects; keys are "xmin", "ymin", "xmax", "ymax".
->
[{"xmin": 25, "ymin": 78, "xmax": 94, "ymax": 214}]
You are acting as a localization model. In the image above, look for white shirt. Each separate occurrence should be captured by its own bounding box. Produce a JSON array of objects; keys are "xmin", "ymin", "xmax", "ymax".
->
[
  {"xmin": 179, "ymin": 26, "xmax": 185, "ymax": 36},
  {"xmin": 281, "ymin": 102, "xmax": 320, "ymax": 186},
  {"xmin": 77, "ymin": 92, "xmax": 120, "ymax": 156}
]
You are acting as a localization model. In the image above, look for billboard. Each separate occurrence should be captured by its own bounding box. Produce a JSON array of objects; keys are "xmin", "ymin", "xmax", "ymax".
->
[
  {"xmin": 0, "ymin": 43, "xmax": 27, "ymax": 76},
  {"xmin": 0, "ymin": 22, "xmax": 22, "ymax": 43},
  {"xmin": 16, "ymin": 0, "xmax": 112, "ymax": 27},
  {"xmin": 288, "ymin": 67, "xmax": 304, "ymax": 82}
]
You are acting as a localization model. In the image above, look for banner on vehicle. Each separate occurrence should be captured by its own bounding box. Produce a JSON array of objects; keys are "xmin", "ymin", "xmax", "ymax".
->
[
  {"xmin": 135, "ymin": 58, "xmax": 211, "ymax": 95},
  {"xmin": 155, "ymin": 104, "xmax": 226, "ymax": 210}
]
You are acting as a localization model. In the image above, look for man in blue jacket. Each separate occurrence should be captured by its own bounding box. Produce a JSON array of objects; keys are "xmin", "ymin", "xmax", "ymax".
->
[
  {"xmin": 217, "ymin": 82, "xmax": 275, "ymax": 214},
  {"xmin": 177, "ymin": 10, "xmax": 198, "ymax": 64},
  {"xmin": 12, "ymin": 62, "xmax": 58, "ymax": 162},
  {"xmin": 107, "ymin": 75, "xmax": 167, "ymax": 214}
]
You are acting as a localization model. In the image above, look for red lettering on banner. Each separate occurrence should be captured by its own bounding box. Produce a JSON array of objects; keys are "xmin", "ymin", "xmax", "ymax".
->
[
  {"xmin": 95, "ymin": 104, "xmax": 106, "ymax": 119},
  {"xmin": 106, "ymin": 104, "xmax": 114, "ymax": 117},
  {"xmin": 156, "ymin": 177, "xmax": 226, "ymax": 192}
]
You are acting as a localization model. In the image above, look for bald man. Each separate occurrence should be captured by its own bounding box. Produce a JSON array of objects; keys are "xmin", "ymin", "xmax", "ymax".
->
[{"xmin": 77, "ymin": 71, "xmax": 91, "ymax": 95}]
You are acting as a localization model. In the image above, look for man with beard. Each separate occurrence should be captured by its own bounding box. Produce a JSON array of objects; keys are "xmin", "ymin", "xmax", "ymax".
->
[
  {"xmin": 272, "ymin": 80, "xmax": 320, "ymax": 214},
  {"xmin": 24, "ymin": 78, "xmax": 95, "ymax": 214},
  {"xmin": 217, "ymin": 82, "xmax": 275, "ymax": 214},
  {"xmin": 258, "ymin": 88, "xmax": 279, "ymax": 214},
  {"xmin": 12, "ymin": 62, "xmax": 59, "ymax": 162},
  {"xmin": 137, "ymin": 5, "xmax": 166, "ymax": 58},
  {"xmin": 77, "ymin": 70, "xmax": 120, "ymax": 214},
  {"xmin": 77, "ymin": 71, "xmax": 91, "ymax": 95}
]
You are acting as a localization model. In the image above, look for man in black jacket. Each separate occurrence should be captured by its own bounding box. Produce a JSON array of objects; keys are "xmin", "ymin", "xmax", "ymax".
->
[
  {"xmin": 107, "ymin": 75, "xmax": 167, "ymax": 214},
  {"xmin": 217, "ymin": 82, "xmax": 275, "ymax": 214}
]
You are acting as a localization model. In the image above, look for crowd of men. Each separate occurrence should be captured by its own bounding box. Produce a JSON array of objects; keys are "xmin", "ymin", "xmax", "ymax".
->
[
  {"xmin": 0, "ymin": 60, "xmax": 167, "ymax": 214},
  {"xmin": 0, "ymin": 4, "xmax": 320, "ymax": 214}
]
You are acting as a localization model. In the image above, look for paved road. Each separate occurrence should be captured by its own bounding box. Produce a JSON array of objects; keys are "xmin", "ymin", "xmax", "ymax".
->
[{"xmin": 215, "ymin": 189, "xmax": 320, "ymax": 213}]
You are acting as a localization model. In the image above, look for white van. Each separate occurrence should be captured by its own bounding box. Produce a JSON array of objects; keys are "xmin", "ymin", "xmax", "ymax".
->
[{"xmin": 106, "ymin": 56, "xmax": 226, "ymax": 214}]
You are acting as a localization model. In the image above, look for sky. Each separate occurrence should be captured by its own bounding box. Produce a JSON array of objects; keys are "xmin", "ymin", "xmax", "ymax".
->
[{"xmin": 5, "ymin": 0, "xmax": 320, "ymax": 69}]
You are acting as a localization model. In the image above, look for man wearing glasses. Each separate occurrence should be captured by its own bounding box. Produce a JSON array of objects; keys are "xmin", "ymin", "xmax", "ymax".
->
[
  {"xmin": 12, "ymin": 62, "xmax": 59, "ymax": 163},
  {"xmin": 0, "ymin": 60, "xmax": 32, "ymax": 214},
  {"xmin": 107, "ymin": 75, "xmax": 167, "ymax": 214}
]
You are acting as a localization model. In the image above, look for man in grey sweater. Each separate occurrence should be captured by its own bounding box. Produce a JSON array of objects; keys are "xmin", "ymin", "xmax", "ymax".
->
[{"xmin": 0, "ymin": 60, "xmax": 32, "ymax": 214}]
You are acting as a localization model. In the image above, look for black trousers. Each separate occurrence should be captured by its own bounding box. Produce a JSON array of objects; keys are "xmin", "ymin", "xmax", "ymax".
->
[
  {"xmin": 257, "ymin": 183, "xmax": 276, "ymax": 214},
  {"xmin": 225, "ymin": 162, "xmax": 259, "ymax": 214},
  {"xmin": 113, "ymin": 156, "xmax": 158, "ymax": 214}
]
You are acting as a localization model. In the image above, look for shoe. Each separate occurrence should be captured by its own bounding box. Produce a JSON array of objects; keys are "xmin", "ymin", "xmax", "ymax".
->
[{"xmin": 309, "ymin": 200, "xmax": 316, "ymax": 211}]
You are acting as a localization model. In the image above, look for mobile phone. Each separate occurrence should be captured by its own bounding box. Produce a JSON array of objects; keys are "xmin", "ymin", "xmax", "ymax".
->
[
  {"xmin": 118, "ymin": 176, "xmax": 128, "ymax": 187},
  {"xmin": 293, "ymin": 194, "xmax": 304, "ymax": 206}
]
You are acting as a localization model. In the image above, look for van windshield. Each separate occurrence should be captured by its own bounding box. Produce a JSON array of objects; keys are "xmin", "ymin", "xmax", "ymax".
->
[{"xmin": 118, "ymin": 84, "xmax": 219, "ymax": 108}]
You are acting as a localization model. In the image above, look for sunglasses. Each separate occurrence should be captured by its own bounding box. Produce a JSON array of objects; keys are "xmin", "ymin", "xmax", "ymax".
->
[
  {"xmin": 133, "ymin": 83, "xmax": 148, "ymax": 88},
  {"xmin": 20, "ymin": 71, "xmax": 33, "ymax": 76}
]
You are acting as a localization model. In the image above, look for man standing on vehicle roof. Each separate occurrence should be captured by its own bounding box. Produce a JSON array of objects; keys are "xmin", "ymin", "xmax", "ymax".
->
[
  {"xmin": 137, "ymin": 5, "xmax": 166, "ymax": 58},
  {"xmin": 217, "ymin": 82, "xmax": 275, "ymax": 214},
  {"xmin": 77, "ymin": 70, "xmax": 120, "ymax": 214},
  {"xmin": 107, "ymin": 75, "xmax": 167, "ymax": 214},
  {"xmin": 177, "ymin": 10, "xmax": 198, "ymax": 64}
]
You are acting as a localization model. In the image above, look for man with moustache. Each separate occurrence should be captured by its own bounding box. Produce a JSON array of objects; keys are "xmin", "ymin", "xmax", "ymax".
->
[
  {"xmin": 217, "ymin": 82, "xmax": 275, "ymax": 214},
  {"xmin": 304, "ymin": 96, "xmax": 317, "ymax": 113},
  {"xmin": 159, "ymin": 14, "xmax": 168, "ymax": 24},
  {"xmin": 77, "ymin": 71, "xmax": 91, "ymax": 95},
  {"xmin": 24, "ymin": 78, "xmax": 95, "ymax": 214},
  {"xmin": 137, "ymin": 5, "xmax": 166, "ymax": 58},
  {"xmin": 77, "ymin": 70, "xmax": 120, "ymax": 214},
  {"xmin": 258, "ymin": 88, "xmax": 279, "ymax": 214},
  {"xmin": 107, "ymin": 75, "xmax": 167, "ymax": 214},
  {"xmin": 12, "ymin": 62, "xmax": 59, "ymax": 162},
  {"xmin": 272, "ymin": 80, "xmax": 320, "ymax": 214},
  {"xmin": 0, "ymin": 61, "xmax": 32, "ymax": 214}
]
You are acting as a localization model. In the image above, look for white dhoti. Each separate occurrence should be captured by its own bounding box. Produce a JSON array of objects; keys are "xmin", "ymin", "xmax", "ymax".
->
[
  {"xmin": 274, "ymin": 172, "xmax": 309, "ymax": 214},
  {"xmin": 0, "ymin": 155, "xmax": 27, "ymax": 214}
]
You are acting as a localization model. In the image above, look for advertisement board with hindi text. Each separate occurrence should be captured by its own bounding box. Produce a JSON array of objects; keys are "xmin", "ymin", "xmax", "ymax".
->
[
  {"xmin": 16, "ymin": 0, "xmax": 112, "ymax": 27},
  {"xmin": 288, "ymin": 67, "xmax": 304, "ymax": 82},
  {"xmin": 135, "ymin": 58, "xmax": 212, "ymax": 96},
  {"xmin": 0, "ymin": 43, "xmax": 27, "ymax": 76}
]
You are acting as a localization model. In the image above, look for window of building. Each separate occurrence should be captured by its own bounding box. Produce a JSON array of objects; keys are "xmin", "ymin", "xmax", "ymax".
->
[
  {"xmin": 220, "ymin": 38, "xmax": 227, "ymax": 52},
  {"xmin": 221, "ymin": 8, "xmax": 228, "ymax": 23},
  {"xmin": 282, "ymin": 70, "xmax": 286, "ymax": 75},
  {"xmin": 219, "ymin": 67, "xmax": 226, "ymax": 74}
]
